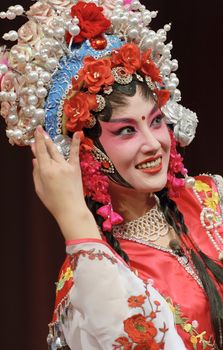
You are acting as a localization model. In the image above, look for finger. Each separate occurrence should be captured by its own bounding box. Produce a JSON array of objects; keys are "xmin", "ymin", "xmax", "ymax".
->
[
  {"xmin": 35, "ymin": 126, "xmax": 51, "ymax": 167},
  {"xmin": 30, "ymin": 143, "xmax": 36, "ymax": 157},
  {"xmin": 32, "ymin": 158, "xmax": 42, "ymax": 193},
  {"xmin": 44, "ymin": 137, "xmax": 64, "ymax": 163},
  {"xmin": 69, "ymin": 131, "xmax": 81, "ymax": 166}
]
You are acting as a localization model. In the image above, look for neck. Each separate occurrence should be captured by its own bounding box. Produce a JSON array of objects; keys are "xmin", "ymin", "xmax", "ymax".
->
[{"xmin": 109, "ymin": 182, "xmax": 156, "ymax": 222}]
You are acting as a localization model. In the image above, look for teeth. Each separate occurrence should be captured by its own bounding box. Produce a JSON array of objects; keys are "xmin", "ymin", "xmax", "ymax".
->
[{"xmin": 137, "ymin": 157, "xmax": 161, "ymax": 169}]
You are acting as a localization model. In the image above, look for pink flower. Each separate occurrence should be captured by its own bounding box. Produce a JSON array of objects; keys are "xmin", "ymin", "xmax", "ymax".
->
[
  {"xmin": 0, "ymin": 101, "xmax": 11, "ymax": 118},
  {"xmin": 26, "ymin": 1, "xmax": 54, "ymax": 23}
]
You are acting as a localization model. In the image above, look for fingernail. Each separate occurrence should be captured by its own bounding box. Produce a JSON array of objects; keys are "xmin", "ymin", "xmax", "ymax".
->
[
  {"xmin": 43, "ymin": 130, "xmax": 50, "ymax": 139},
  {"xmin": 36, "ymin": 125, "xmax": 42, "ymax": 131}
]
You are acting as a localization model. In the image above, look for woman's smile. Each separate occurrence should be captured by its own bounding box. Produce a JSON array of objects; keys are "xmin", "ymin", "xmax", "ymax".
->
[{"xmin": 99, "ymin": 87, "xmax": 171, "ymax": 193}]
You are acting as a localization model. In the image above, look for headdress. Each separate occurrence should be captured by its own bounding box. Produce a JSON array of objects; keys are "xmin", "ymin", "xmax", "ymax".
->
[{"xmin": 0, "ymin": 0, "xmax": 198, "ymax": 222}]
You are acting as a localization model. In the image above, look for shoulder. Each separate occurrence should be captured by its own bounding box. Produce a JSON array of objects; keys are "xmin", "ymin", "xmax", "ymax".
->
[{"xmin": 173, "ymin": 173, "xmax": 223, "ymax": 221}]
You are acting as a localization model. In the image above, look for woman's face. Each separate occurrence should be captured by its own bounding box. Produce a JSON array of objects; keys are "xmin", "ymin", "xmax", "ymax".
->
[{"xmin": 99, "ymin": 87, "xmax": 171, "ymax": 193}]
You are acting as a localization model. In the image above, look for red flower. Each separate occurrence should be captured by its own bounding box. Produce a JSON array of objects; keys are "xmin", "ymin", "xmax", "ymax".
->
[
  {"xmin": 155, "ymin": 89, "xmax": 170, "ymax": 107},
  {"xmin": 80, "ymin": 136, "xmax": 93, "ymax": 151},
  {"xmin": 149, "ymin": 311, "xmax": 156, "ymax": 319},
  {"xmin": 64, "ymin": 91, "xmax": 93, "ymax": 132},
  {"xmin": 124, "ymin": 314, "xmax": 158, "ymax": 343},
  {"xmin": 68, "ymin": 1, "xmax": 111, "ymax": 44},
  {"xmin": 114, "ymin": 337, "xmax": 132, "ymax": 349},
  {"xmin": 79, "ymin": 56, "xmax": 114, "ymax": 93},
  {"xmin": 135, "ymin": 341, "xmax": 160, "ymax": 350},
  {"xmin": 141, "ymin": 49, "xmax": 162, "ymax": 83},
  {"xmin": 111, "ymin": 43, "xmax": 141, "ymax": 74},
  {"xmin": 128, "ymin": 295, "xmax": 146, "ymax": 308}
]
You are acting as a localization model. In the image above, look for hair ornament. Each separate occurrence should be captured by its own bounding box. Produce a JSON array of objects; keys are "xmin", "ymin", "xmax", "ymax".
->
[
  {"xmin": 92, "ymin": 146, "xmax": 115, "ymax": 174},
  {"xmin": 0, "ymin": 0, "xmax": 198, "ymax": 150},
  {"xmin": 97, "ymin": 203, "xmax": 123, "ymax": 232},
  {"xmin": 111, "ymin": 66, "xmax": 133, "ymax": 85},
  {"xmin": 162, "ymin": 100, "xmax": 198, "ymax": 147}
]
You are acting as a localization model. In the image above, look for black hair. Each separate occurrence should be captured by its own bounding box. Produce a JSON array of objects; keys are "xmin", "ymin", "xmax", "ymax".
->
[{"xmin": 84, "ymin": 78, "xmax": 223, "ymax": 349}]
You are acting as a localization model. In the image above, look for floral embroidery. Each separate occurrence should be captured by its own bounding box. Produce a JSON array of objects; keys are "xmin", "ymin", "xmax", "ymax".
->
[
  {"xmin": 194, "ymin": 180, "xmax": 220, "ymax": 211},
  {"xmin": 166, "ymin": 298, "xmax": 215, "ymax": 349},
  {"xmin": 69, "ymin": 248, "xmax": 118, "ymax": 270},
  {"xmin": 194, "ymin": 180, "xmax": 211, "ymax": 193},
  {"xmin": 113, "ymin": 290, "xmax": 168, "ymax": 349},
  {"xmin": 56, "ymin": 266, "xmax": 73, "ymax": 293}
]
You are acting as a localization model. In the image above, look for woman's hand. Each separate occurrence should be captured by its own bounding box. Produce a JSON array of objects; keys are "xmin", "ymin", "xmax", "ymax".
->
[{"xmin": 32, "ymin": 126, "xmax": 100, "ymax": 241}]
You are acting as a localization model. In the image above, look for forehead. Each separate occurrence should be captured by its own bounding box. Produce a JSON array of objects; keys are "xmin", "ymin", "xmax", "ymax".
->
[{"xmin": 110, "ymin": 92, "xmax": 157, "ymax": 121}]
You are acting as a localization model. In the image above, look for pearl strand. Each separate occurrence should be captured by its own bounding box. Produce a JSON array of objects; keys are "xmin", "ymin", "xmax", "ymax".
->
[{"xmin": 193, "ymin": 187, "xmax": 223, "ymax": 261}]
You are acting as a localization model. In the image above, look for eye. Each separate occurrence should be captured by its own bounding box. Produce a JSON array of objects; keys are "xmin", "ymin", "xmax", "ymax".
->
[
  {"xmin": 151, "ymin": 114, "xmax": 164, "ymax": 128},
  {"xmin": 114, "ymin": 126, "xmax": 136, "ymax": 136}
]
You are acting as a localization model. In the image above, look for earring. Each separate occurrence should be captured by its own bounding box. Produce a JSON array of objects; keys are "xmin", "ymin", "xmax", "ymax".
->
[{"xmin": 92, "ymin": 146, "xmax": 115, "ymax": 174}]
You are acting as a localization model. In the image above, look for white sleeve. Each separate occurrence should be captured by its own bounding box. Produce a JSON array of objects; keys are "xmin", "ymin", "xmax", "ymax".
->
[{"xmin": 57, "ymin": 241, "xmax": 186, "ymax": 350}]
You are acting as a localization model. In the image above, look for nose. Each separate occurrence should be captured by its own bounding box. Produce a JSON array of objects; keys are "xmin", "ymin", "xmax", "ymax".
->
[{"xmin": 139, "ymin": 128, "xmax": 161, "ymax": 154}]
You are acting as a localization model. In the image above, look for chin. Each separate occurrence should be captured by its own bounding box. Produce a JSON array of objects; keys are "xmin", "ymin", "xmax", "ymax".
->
[{"xmin": 129, "ymin": 171, "xmax": 168, "ymax": 193}]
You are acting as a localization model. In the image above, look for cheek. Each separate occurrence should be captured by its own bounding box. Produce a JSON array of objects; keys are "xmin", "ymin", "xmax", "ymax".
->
[{"xmin": 156, "ymin": 125, "xmax": 171, "ymax": 152}]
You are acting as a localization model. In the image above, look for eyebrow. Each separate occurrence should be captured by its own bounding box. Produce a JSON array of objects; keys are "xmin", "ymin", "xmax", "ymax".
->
[{"xmin": 109, "ymin": 105, "xmax": 159, "ymax": 123}]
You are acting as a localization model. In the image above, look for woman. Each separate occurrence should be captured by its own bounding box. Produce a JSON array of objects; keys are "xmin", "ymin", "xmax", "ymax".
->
[{"xmin": 0, "ymin": 0, "xmax": 223, "ymax": 349}]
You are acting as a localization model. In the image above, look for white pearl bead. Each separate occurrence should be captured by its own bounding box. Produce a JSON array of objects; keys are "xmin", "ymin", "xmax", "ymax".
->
[
  {"xmin": 156, "ymin": 42, "xmax": 165, "ymax": 51},
  {"xmin": 17, "ymin": 53, "xmax": 26, "ymax": 62},
  {"xmin": 143, "ymin": 15, "xmax": 151, "ymax": 25},
  {"xmin": 47, "ymin": 58, "xmax": 58, "ymax": 69},
  {"xmin": 0, "ymin": 64, "xmax": 8, "ymax": 74},
  {"xmin": 185, "ymin": 176, "xmax": 195, "ymax": 188},
  {"xmin": 14, "ymin": 5, "xmax": 24, "ymax": 16},
  {"xmin": 72, "ymin": 16, "xmax": 79, "ymax": 25},
  {"xmin": 27, "ymin": 71, "xmax": 38, "ymax": 83},
  {"xmin": 2, "ymin": 33, "xmax": 10, "ymax": 41},
  {"xmin": 167, "ymin": 82, "xmax": 176, "ymax": 91},
  {"xmin": 37, "ymin": 80, "xmax": 44, "ymax": 88},
  {"xmin": 25, "ymin": 64, "xmax": 32, "ymax": 73},
  {"xmin": 0, "ymin": 12, "xmax": 6, "ymax": 19},
  {"xmin": 142, "ymin": 38, "xmax": 153, "ymax": 49},
  {"xmin": 36, "ymin": 87, "xmax": 47, "ymax": 98},
  {"xmin": 7, "ymin": 114, "xmax": 18, "ymax": 124},
  {"xmin": 140, "ymin": 28, "xmax": 149, "ymax": 36},
  {"xmin": 163, "ymin": 49, "xmax": 171, "ymax": 58},
  {"xmin": 6, "ymin": 11, "xmax": 16, "ymax": 20},
  {"xmin": 28, "ymin": 95, "xmax": 38, "ymax": 106},
  {"xmin": 164, "ymin": 24, "xmax": 171, "ymax": 32},
  {"xmin": 13, "ymin": 128, "xmax": 23, "ymax": 139},
  {"xmin": 30, "ymin": 117, "xmax": 39, "ymax": 126},
  {"xmin": 171, "ymin": 59, "xmax": 178, "ymax": 71},
  {"xmin": 54, "ymin": 27, "xmax": 65, "ymax": 38},
  {"xmin": 171, "ymin": 77, "xmax": 179, "ymax": 87},
  {"xmin": 161, "ymin": 65, "xmax": 171, "ymax": 75},
  {"xmin": 34, "ymin": 108, "xmax": 45, "ymax": 119},
  {"xmin": 27, "ymin": 87, "xmax": 35, "ymax": 95},
  {"xmin": 129, "ymin": 17, "xmax": 139, "ymax": 26},
  {"xmin": 40, "ymin": 72, "xmax": 51, "ymax": 83},
  {"xmin": 173, "ymin": 89, "xmax": 181, "ymax": 101},
  {"xmin": 8, "ymin": 6, "xmax": 16, "ymax": 12},
  {"xmin": 111, "ymin": 15, "xmax": 120, "ymax": 25},
  {"xmin": 47, "ymin": 28, "xmax": 54, "ymax": 37},
  {"xmin": 127, "ymin": 28, "xmax": 139, "ymax": 39},
  {"xmin": 130, "ymin": 1, "xmax": 140, "ymax": 10},
  {"xmin": 68, "ymin": 24, "xmax": 80, "ymax": 36},
  {"xmin": 151, "ymin": 11, "xmax": 158, "ymax": 18},
  {"xmin": 6, "ymin": 129, "xmax": 14, "ymax": 138}
]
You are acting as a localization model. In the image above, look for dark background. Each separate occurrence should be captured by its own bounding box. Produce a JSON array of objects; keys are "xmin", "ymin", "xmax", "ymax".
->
[{"xmin": 0, "ymin": 0, "xmax": 223, "ymax": 348}]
